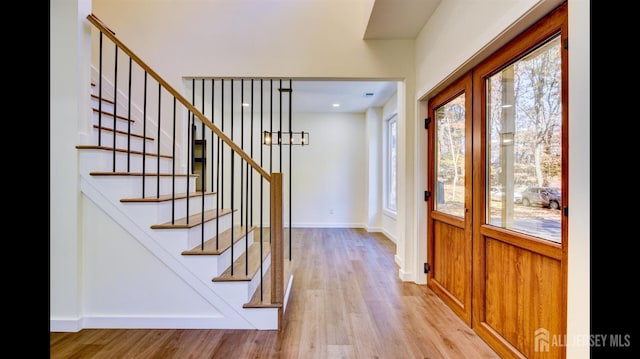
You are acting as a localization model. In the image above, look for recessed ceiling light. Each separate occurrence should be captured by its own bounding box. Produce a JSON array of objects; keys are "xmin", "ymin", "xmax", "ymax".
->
[
  {"xmin": 332, "ymin": 103, "xmax": 340, "ymax": 107},
  {"xmin": 242, "ymin": 103, "xmax": 250, "ymax": 107}
]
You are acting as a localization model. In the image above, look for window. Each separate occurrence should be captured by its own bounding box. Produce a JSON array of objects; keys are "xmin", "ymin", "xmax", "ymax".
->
[
  {"xmin": 485, "ymin": 35, "xmax": 563, "ymax": 243},
  {"xmin": 434, "ymin": 93, "xmax": 466, "ymax": 218},
  {"xmin": 385, "ymin": 114, "xmax": 397, "ymax": 213}
]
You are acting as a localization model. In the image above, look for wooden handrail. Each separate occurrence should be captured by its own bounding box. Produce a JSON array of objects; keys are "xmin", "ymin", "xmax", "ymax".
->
[{"xmin": 86, "ymin": 13, "xmax": 271, "ymax": 181}]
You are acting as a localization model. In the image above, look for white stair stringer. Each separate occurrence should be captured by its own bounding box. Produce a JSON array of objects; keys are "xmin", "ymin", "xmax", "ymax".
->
[{"xmin": 78, "ymin": 165, "xmax": 281, "ymax": 329}]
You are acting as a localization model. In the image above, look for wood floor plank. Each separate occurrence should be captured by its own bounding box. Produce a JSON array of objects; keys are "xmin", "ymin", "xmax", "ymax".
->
[{"xmin": 50, "ymin": 228, "xmax": 499, "ymax": 358}]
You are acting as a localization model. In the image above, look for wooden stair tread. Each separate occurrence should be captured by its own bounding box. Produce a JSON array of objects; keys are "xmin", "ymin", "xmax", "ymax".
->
[
  {"xmin": 182, "ymin": 226, "xmax": 254, "ymax": 255},
  {"xmin": 93, "ymin": 124, "xmax": 155, "ymax": 141},
  {"xmin": 76, "ymin": 145, "xmax": 172, "ymax": 159},
  {"xmin": 121, "ymin": 191, "xmax": 215, "ymax": 203},
  {"xmin": 91, "ymin": 93, "xmax": 114, "ymax": 104},
  {"xmin": 92, "ymin": 107, "xmax": 135, "ymax": 123},
  {"xmin": 150, "ymin": 208, "xmax": 234, "ymax": 229},
  {"xmin": 243, "ymin": 259, "xmax": 293, "ymax": 308},
  {"xmin": 213, "ymin": 236, "xmax": 271, "ymax": 282}
]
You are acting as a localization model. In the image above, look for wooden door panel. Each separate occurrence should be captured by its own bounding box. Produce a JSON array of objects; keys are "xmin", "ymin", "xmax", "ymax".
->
[
  {"xmin": 483, "ymin": 237, "xmax": 563, "ymax": 358},
  {"xmin": 433, "ymin": 220, "xmax": 467, "ymax": 306}
]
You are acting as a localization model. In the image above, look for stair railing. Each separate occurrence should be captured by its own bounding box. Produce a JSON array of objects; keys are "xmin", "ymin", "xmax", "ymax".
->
[{"xmin": 86, "ymin": 13, "xmax": 286, "ymax": 317}]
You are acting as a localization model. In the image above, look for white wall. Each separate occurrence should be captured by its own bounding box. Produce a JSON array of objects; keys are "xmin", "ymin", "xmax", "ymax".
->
[
  {"xmin": 414, "ymin": 1, "xmax": 590, "ymax": 358},
  {"xmin": 81, "ymin": 198, "xmax": 225, "ymax": 324},
  {"xmin": 50, "ymin": 0, "xmax": 92, "ymax": 331},
  {"xmin": 365, "ymin": 107, "xmax": 382, "ymax": 232},
  {"xmin": 91, "ymin": 0, "xmax": 415, "ymax": 88},
  {"xmin": 287, "ymin": 112, "xmax": 368, "ymax": 227}
]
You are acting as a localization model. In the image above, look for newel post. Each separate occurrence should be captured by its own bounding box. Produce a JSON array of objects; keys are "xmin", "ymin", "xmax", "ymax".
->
[{"xmin": 270, "ymin": 173, "xmax": 284, "ymax": 307}]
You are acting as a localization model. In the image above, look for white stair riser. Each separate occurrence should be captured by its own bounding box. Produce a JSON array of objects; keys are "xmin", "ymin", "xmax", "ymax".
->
[
  {"xmin": 150, "ymin": 212, "xmax": 234, "ymax": 249},
  {"xmin": 91, "ymin": 99, "xmax": 115, "ymax": 114},
  {"xmin": 89, "ymin": 175, "xmax": 195, "ymax": 199},
  {"xmin": 80, "ymin": 149, "xmax": 175, "ymax": 173},
  {"xmin": 121, "ymin": 194, "xmax": 217, "ymax": 228},
  {"xmin": 152, "ymin": 228, "xmax": 194, "ymax": 253},
  {"xmin": 92, "ymin": 129, "xmax": 155, "ymax": 154},
  {"xmin": 239, "ymin": 308, "xmax": 279, "ymax": 330},
  {"xmin": 185, "ymin": 213, "xmax": 236, "ymax": 248},
  {"xmin": 180, "ymin": 233, "xmax": 245, "ymax": 278},
  {"xmin": 211, "ymin": 281, "xmax": 253, "ymax": 308},
  {"xmin": 247, "ymin": 252, "xmax": 271, "ymax": 302},
  {"xmin": 210, "ymin": 250, "xmax": 268, "ymax": 306},
  {"xmin": 92, "ymin": 111, "xmax": 138, "ymax": 133},
  {"xmin": 213, "ymin": 234, "xmax": 250, "ymax": 274},
  {"xmin": 180, "ymin": 255, "xmax": 226, "ymax": 283}
]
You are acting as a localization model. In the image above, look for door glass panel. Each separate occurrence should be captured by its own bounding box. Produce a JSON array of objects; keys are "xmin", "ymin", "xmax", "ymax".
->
[
  {"xmin": 486, "ymin": 35, "xmax": 562, "ymax": 243},
  {"xmin": 435, "ymin": 93, "xmax": 465, "ymax": 218}
]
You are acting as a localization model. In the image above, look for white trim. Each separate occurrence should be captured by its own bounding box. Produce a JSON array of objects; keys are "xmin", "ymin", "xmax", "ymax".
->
[
  {"xmin": 382, "ymin": 208, "xmax": 397, "ymax": 220},
  {"xmin": 291, "ymin": 222, "xmax": 366, "ymax": 228},
  {"xmin": 383, "ymin": 113, "xmax": 398, "ymax": 214}
]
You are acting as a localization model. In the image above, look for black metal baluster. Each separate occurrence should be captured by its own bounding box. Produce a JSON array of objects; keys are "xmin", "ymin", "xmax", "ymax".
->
[
  {"xmin": 156, "ymin": 83, "xmax": 162, "ymax": 201},
  {"xmin": 288, "ymin": 79, "xmax": 293, "ymax": 260},
  {"xmin": 241, "ymin": 79, "xmax": 245, "ymax": 228},
  {"xmin": 127, "ymin": 57, "xmax": 132, "ymax": 172},
  {"xmin": 221, "ymin": 79, "xmax": 225, "ymax": 215},
  {"xmin": 142, "ymin": 71, "xmax": 147, "ymax": 198},
  {"xmin": 230, "ymin": 79, "xmax": 235, "ymax": 276},
  {"xmin": 214, "ymin": 79, "xmax": 220, "ymax": 251},
  {"xmin": 112, "ymin": 45, "xmax": 118, "ymax": 172},
  {"xmin": 172, "ymin": 97, "xmax": 177, "ymax": 224},
  {"xmin": 250, "ymin": 79, "xmax": 254, "ymax": 228},
  {"xmin": 269, "ymin": 79, "xmax": 273, "ymax": 176},
  {"xmin": 279, "ymin": 79, "xmax": 283, "ymax": 173},
  {"xmin": 241, "ymin": 79, "xmax": 248, "ymax": 276},
  {"xmin": 201, "ymin": 78, "xmax": 206, "ymax": 250},
  {"xmin": 186, "ymin": 112, "xmax": 192, "ymax": 224},
  {"xmin": 259, "ymin": 79, "xmax": 264, "ymax": 301},
  {"xmin": 97, "ymin": 32, "xmax": 103, "ymax": 147}
]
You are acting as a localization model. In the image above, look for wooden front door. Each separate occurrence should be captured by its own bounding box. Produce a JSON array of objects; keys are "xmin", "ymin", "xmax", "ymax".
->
[
  {"xmin": 426, "ymin": 72, "xmax": 473, "ymax": 325},
  {"xmin": 471, "ymin": 5, "xmax": 568, "ymax": 358},
  {"xmin": 425, "ymin": 4, "xmax": 568, "ymax": 358}
]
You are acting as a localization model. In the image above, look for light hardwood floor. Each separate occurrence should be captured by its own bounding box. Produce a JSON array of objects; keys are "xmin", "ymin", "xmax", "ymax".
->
[{"xmin": 50, "ymin": 228, "xmax": 500, "ymax": 358}]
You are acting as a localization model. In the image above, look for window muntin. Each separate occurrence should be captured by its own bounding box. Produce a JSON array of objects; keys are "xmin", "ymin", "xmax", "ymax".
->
[
  {"xmin": 435, "ymin": 93, "xmax": 465, "ymax": 218},
  {"xmin": 486, "ymin": 35, "xmax": 562, "ymax": 243}
]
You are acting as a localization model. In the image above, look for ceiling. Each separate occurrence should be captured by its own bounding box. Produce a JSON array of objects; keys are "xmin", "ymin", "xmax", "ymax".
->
[
  {"xmin": 292, "ymin": 0, "xmax": 440, "ymax": 113},
  {"xmin": 364, "ymin": 0, "xmax": 441, "ymax": 40},
  {"xmin": 292, "ymin": 80, "xmax": 398, "ymax": 113}
]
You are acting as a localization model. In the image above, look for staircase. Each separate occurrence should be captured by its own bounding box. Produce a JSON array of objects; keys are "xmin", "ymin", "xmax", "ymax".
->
[{"xmin": 75, "ymin": 13, "xmax": 292, "ymax": 330}]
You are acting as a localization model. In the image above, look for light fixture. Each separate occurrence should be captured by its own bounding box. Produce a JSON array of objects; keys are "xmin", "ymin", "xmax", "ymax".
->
[{"xmin": 263, "ymin": 131, "xmax": 310, "ymax": 146}]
